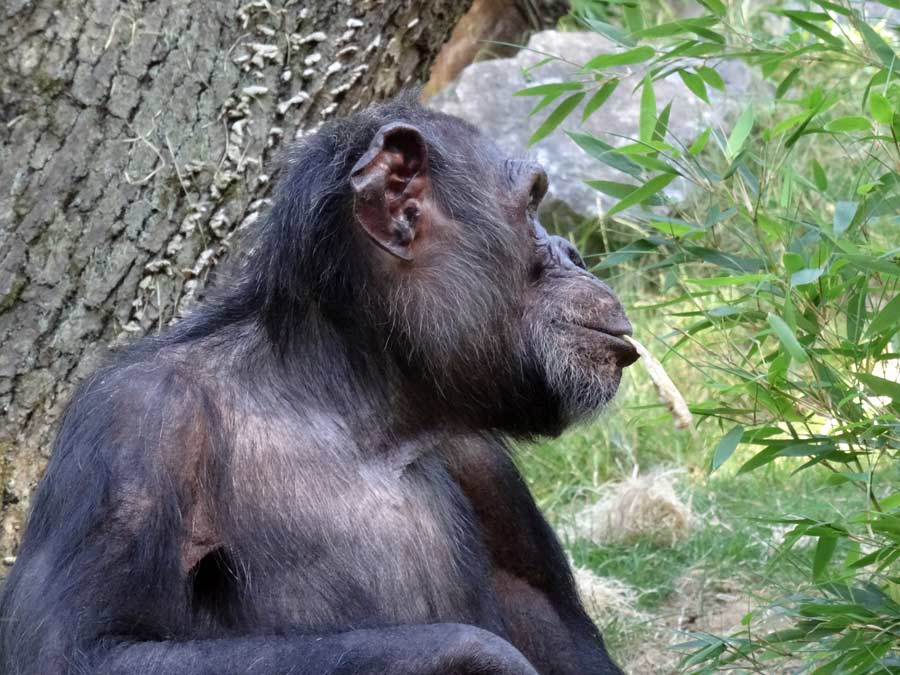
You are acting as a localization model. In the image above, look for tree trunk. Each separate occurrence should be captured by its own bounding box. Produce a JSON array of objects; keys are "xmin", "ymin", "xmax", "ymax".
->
[{"xmin": 0, "ymin": 0, "xmax": 472, "ymax": 563}]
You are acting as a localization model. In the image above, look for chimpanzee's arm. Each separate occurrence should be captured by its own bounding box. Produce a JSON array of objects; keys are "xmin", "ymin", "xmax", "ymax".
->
[
  {"xmin": 94, "ymin": 624, "xmax": 538, "ymax": 675},
  {"xmin": 446, "ymin": 435, "xmax": 622, "ymax": 675},
  {"xmin": 0, "ymin": 368, "xmax": 536, "ymax": 675}
]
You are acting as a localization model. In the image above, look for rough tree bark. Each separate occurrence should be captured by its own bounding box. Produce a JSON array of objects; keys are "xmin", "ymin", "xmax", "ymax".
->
[{"xmin": 0, "ymin": 0, "xmax": 472, "ymax": 563}]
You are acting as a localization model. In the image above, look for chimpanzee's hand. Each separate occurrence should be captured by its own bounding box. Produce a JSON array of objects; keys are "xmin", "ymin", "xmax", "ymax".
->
[{"xmin": 440, "ymin": 624, "xmax": 540, "ymax": 675}]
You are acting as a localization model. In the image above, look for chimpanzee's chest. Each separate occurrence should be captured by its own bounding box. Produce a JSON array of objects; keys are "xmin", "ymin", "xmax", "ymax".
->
[{"xmin": 222, "ymin": 446, "xmax": 503, "ymax": 633}]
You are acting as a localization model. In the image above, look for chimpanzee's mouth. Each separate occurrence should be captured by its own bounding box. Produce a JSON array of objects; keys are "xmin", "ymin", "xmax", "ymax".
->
[{"xmin": 569, "ymin": 322, "xmax": 640, "ymax": 367}]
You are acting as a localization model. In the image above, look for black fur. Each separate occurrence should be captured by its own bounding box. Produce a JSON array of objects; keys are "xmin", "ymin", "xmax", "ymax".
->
[{"xmin": 0, "ymin": 93, "xmax": 630, "ymax": 675}]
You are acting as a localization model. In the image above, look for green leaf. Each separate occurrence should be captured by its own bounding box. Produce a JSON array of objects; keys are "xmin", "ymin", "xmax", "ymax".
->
[
  {"xmin": 825, "ymin": 116, "xmax": 872, "ymax": 132},
  {"xmin": 783, "ymin": 13, "xmax": 845, "ymax": 49},
  {"xmin": 566, "ymin": 131, "xmax": 643, "ymax": 178},
  {"xmin": 646, "ymin": 220, "xmax": 701, "ymax": 238},
  {"xmin": 867, "ymin": 293, "xmax": 900, "ymax": 336},
  {"xmin": 639, "ymin": 74, "xmax": 656, "ymax": 143},
  {"xmin": 652, "ymin": 101, "xmax": 672, "ymax": 144},
  {"xmin": 784, "ymin": 109, "xmax": 821, "ymax": 149},
  {"xmin": 528, "ymin": 92, "xmax": 564, "ymax": 118},
  {"xmin": 514, "ymin": 82, "xmax": 583, "ymax": 97},
  {"xmin": 587, "ymin": 180, "xmax": 651, "ymax": 200},
  {"xmin": 857, "ymin": 373, "xmax": 900, "ymax": 401},
  {"xmin": 847, "ymin": 279, "xmax": 867, "ymax": 342},
  {"xmin": 768, "ymin": 312, "xmax": 809, "ymax": 362},
  {"xmin": 853, "ymin": 15, "xmax": 899, "ymax": 68},
  {"xmin": 711, "ymin": 425, "xmax": 743, "ymax": 473},
  {"xmin": 581, "ymin": 79, "xmax": 620, "ymax": 121},
  {"xmin": 843, "ymin": 255, "xmax": 900, "ymax": 276},
  {"xmin": 727, "ymin": 105, "xmax": 754, "ymax": 158},
  {"xmin": 628, "ymin": 153, "xmax": 679, "ymax": 174},
  {"xmin": 811, "ymin": 159, "xmax": 827, "ymax": 191},
  {"xmin": 689, "ymin": 128, "xmax": 711, "ymax": 156},
  {"xmin": 870, "ymin": 92, "xmax": 893, "ymax": 124},
  {"xmin": 632, "ymin": 16, "xmax": 720, "ymax": 39},
  {"xmin": 777, "ymin": 9, "xmax": 831, "ymax": 21},
  {"xmin": 738, "ymin": 445, "xmax": 782, "ymax": 474},
  {"xmin": 623, "ymin": 5, "xmax": 643, "ymax": 32},
  {"xmin": 607, "ymin": 173, "xmax": 677, "ymax": 217},
  {"xmin": 685, "ymin": 273, "xmax": 770, "ymax": 288},
  {"xmin": 685, "ymin": 247, "xmax": 764, "ymax": 272},
  {"xmin": 582, "ymin": 46, "xmax": 655, "ymax": 71},
  {"xmin": 833, "ymin": 201, "xmax": 857, "ymax": 236},
  {"xmin": 791, "ymin": 267, "xmax": 825, "ymax": 287},
  {"xmin": 697, "ymin": 0, "xmax": 726, "ymax": 17},
  {"xmin": 696, "ymin": 66, "xmax": 725, "ymax": 91},
  {"xmin": 813, "ymin": 536, "xmax": 838, "ymax": 581},
  {"xmin": 576, "ymin": 16, "xmax": 636, "ymax": 47},
  {"xmin": 775, "ymin": 68, "xmax": 801, "ymax": 99},
  {"xmin": 678, "ymin": 69, "xmax": 709, "ymax": 103},
  {"xmin": 594, "ymin": 239, "xmax": 660, "ymax": 269},
  {"xmin": 528, "ymin": 92, "xmax": 585, "ymax": 146},
  {"xmin": 811, "ymin": 1, "xmax": 852, "ymax": 16}
]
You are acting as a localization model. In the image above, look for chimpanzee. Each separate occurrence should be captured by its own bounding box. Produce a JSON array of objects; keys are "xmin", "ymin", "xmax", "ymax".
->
[{"xmin": 0, "ymin": 93, "xmax": 637, "ymax": 675}]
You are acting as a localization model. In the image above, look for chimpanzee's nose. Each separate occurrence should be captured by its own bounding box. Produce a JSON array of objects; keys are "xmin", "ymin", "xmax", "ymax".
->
[{"xmin": 549, "ymin": 235, "xmax": 586, "ymax": 271}]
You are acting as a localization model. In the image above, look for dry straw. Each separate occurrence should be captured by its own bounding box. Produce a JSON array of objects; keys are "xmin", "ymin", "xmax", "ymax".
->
[
  {"xmin": 572, "ymin": 565, "xmax": 647, "ymax": 620},
  {"xmin": 624, "ymin": 335, "xmax": 693, "ymax": 430},
  {"xmin": 560, "ymin": 470, "xmax": 693, "ymax": 547}
]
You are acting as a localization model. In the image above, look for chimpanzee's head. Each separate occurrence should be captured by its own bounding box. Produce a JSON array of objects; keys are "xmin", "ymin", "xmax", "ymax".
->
[{"xmin": 257, "ymin": 95, "xmax": 637, "ymax": 436}]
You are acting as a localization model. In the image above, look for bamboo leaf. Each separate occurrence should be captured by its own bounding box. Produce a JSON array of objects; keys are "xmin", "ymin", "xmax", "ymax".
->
[
  {"xmin": 581, "ymin": 79, "xmax": 620, "ymax": 121},
  {"xmin": 870, "ymin": 92, "xmax": 893, "ymax": 124},
  {"xmin": 514, "ymin": 82, "xmax": 583, "ymax": 97},
  {"xmin": 652, "ymin": 101, "xmax": 672, "ymax": 144},
  {"xmin": 727, "ymin": 105, "xmax": 754, "ymax": 158},
  {"xmin": 582, "ymin": 46, "xmax": 655, "ymax": 71},
  {"xmin": 607, "ymin": 173, "xmax": 677, "ymax": 216},
  {"xmin": 696, "ymin": 65, "xmax": 725, "ymax": 91},
  {"xmin": 711, "ymin": 425, "xmax": 743, "ymax": 473},
  {"xmin": 768, "ymin": 312, "xmax": 809, "ymax": 362},
  {"xmin": 813, "ymin": 536, "xmax": 838, "ymax": 581},
  {"xmin": 867, "ymin": 293, "xmax": 900, "ymax": 336},
  {"xmin": 697, "ymin": 0, "xmax": 726, "ymax": 17},
  {"xmin": 632, "ymin": 16, "xmax": 720, "ymax": 39},
  {"xmin": 782, "ymin": 13, "xmax": 844, "ymax": 49},
  {"xmin": 678, "ymin": 69, "xmax": 709, "ymax": 103},
  {"xmin": 824, "ymin": 116, "xmax": 871, "ymax": 132},
  {"xmin": 639, "ymin": 74, "xmax": 656, "ymax": 143},
  {"xmin": 857, "ymin": 372, "xmax": 900, "ymax": 400},
  {"xmin": 833, "ymin": 201, "xmax": 857, "ymax": 235},
  {"xmin": 689, "ymin": 128, "xmax": 711, "ymax": 155},
  {"xmin": 776, "ymin": 68, "xmax": 801, "ymax": 99},
  {"xmin": 527, "ymin": 92, "xmax": 585, "ymax": 146},
  {"xmin": 528, "ymin": 92, "xmax": 564, "ymax": 118},
  {"xmin": 566, "ymin": 131, "xmax": 643, "ymax": 178},
  {"xmin": 790, "ymin": 267, "xmax": 825, "ymax": 287},
  {"xmin": 811, "ymin": 159, "xmax": 828, "ymax": 191},
  {"xmin": 852, "ymin": 15, "xmax": 898, "ymax": 68}
]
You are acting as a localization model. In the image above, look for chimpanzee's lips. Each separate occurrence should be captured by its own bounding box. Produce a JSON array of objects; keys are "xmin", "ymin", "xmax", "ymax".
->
[{"xmin": 570, "ymin": 322, "xmax": 640, "ymax": 367}]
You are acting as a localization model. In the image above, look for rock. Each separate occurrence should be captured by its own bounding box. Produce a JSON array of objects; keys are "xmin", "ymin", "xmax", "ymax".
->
[{"xmin": 430, "ymin": 30, "xmax": 764, "ymax": 223}]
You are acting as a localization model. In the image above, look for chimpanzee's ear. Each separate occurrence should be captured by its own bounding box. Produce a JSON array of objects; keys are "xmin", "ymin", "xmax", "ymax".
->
[{"xmin": 350, "ymin": 122, "xmax": 429, "ymax": 262}]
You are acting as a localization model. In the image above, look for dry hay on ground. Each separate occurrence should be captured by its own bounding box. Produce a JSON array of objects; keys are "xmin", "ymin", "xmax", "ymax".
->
[
  {"xmin": 572, "ymin": 565, "xmax": 647, "ymax": 621},
  {"xmin": 560, "ymin": 471, "xmax": 693, "ymax": 547}
]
